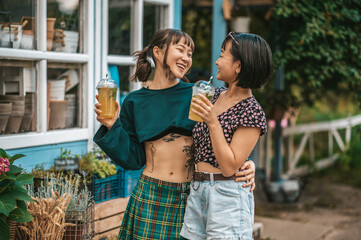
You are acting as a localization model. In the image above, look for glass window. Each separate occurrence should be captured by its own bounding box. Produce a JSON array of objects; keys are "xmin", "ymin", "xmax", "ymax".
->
[
  {"xmin": 0, "ymin": 60, "xmax": 37, "ymax": 134},
  {"xmin": 109, "ymin": 65, "xmax": 130, "ymax": 93},
  {"xmin": 0, "ymin": 0, "xmax": 37, "ymax": 50},
  {"xmin": 47, "ymin": 0, "xmax": 81, "ymax": 53},
  {"xmin": 143, "ymin": 3, "xmax": 161, "ymax": 48},
  {"xmin": 108, "ymin": 0, "xmax": 131, "ymax": 55},
  {"xmin": 47, "ymin": 63, "xmax": 82, "ymax": 130}
]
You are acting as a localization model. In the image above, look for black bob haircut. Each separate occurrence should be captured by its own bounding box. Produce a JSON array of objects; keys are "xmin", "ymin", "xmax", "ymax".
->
[{"xmin": 222, "ymin": 32, "xmax": 273, "ymax": 89}]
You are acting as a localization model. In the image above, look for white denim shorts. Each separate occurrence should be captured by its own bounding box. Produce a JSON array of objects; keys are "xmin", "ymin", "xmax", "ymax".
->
[{"xmin": 180, "ymin": 176, "xmax": 254, "ymax": 240}]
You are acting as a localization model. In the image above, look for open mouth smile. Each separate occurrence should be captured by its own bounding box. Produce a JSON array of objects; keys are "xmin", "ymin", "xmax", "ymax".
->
[{"xmin": 176, "ymin": 63, "xmax": 186, "ymax": 71}]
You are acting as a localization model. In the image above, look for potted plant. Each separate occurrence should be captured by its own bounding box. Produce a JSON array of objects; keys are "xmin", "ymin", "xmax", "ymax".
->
[
  {"xmin": 17, "ymin": 188, "xmax": 73, "ymax": 240},
  {"xmin": 79, "ymin": 150, "xmax": 119, "ymax": 203},
  {"xmin": 34, "ymin": 173, "xmax": 93, "ymax": 240},
  {"xmin": 54, "ymin": 148, "xmax": 80, "ymax": 171},
  {"xmin": 19, "ymin": 173, "xmax": 93, "ymax": 239},
  {"xmin": 30, "ymin": 163, "xmax": 61, "ymax": 193},
  {"xmin": 79, "ymin": 149, "xmax": 117, "ymax": 178},
  {"xmin": 53, "ymin": 7, "xmax": 80, "ymax": 53},
  {"xmin": 0, "ymin": 148, "xmax": 34, "ymax": 240},
  {"xmin": 229, "ymin": 1, "xmax": 251, "ymax": 32},
  {"xmin": 63, "ymin": 174, "xmax": 94, "ymax": 240}
]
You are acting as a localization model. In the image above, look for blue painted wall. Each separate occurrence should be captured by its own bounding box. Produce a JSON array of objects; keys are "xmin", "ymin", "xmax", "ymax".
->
[
  {"xmin": 211, "ymin": 0, "xmax": 226, "ymax": 88},
  {"xmin": 174, "ymin": 0, "xmax": 182, "ymax": 29},
  {"xmin": 7, "ymin": 141, "xmax": 88, "ymax": 172}
]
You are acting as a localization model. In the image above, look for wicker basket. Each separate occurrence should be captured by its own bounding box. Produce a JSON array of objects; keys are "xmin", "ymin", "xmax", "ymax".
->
[{"xmin": 7, "ymin": 218, "xmax": 17, "ymax": 240}]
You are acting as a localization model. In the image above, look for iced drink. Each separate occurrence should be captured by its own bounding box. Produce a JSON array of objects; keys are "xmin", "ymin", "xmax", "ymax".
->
[
  {"xmin": 96, "ymin": 76, "xmax": 118, "ymax": 118},
  {"xmin": 189, "ymin": 79, "xmax": 215, "ymax": 122}
]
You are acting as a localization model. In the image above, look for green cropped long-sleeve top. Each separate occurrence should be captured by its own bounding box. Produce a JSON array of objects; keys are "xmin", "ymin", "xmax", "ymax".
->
[{"xmin": 93, "ymin": 81, "xmax": 196, "ymax": 170}]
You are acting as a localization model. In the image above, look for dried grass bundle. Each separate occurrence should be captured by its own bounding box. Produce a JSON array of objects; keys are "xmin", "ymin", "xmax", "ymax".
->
[{"xmin": 17, "ymin": 190, "xmax": 75, "ymax": 240}]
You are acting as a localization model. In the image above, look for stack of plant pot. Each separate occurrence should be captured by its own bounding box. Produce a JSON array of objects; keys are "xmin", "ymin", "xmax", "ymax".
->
[
  {"xmin": 19, "ymin": 92, "xmax": 36, "ymax": 132},
  {"xmin": 46, "ymin": 18, "xmax": 56, "ymax": 51},
  {"xmin": 0, "ymin": 95, "xmax": 25, "ymax": 134},
  {"xmin": 53, "ymin": 29, "xmax": 79, "ymax": 53},
  {"xmin": 48, "ymin": 79, "xmax": 67, "ymax": 129},
  {"xmin": 0, "ymin": 20, "xmax": 29, "ymax": 49},
  {"xmin": 65, "ymin": 94, "xmax": 77, "ymax": 128},
  {"xmin": 19, "ymin": 17, "xmax": 56, "ymax": 50},
  {"xmin": 0, "ymin": 101, "xmax": 12, "ymax": 134},
  {"xmin": 20, "ymin": 17, "xmax": 35, "ymax": 50}
]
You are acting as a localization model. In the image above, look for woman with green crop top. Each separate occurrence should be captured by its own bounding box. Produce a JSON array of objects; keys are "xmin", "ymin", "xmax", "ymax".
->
[{"xmin": 93, "ymin": 28, "xmax": 256, "ymax": 240}]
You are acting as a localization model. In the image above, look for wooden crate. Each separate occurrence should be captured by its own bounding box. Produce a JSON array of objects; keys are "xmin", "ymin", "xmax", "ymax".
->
[{"xmin": 93, "ymin": 197, "xmax": 129, "ymax": 240}]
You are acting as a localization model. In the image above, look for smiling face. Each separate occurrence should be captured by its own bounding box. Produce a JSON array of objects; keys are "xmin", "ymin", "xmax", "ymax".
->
[
  {"xmin": 165, "ymin": 37, "xmax": 193, "ymax": 79},
  {"xmin": 215, "ymin": 41, "xmax": 240, "ymax": 84},
  {"xmin": 156, "ymin": 37, "xmax": 193, "ymax": 80}
]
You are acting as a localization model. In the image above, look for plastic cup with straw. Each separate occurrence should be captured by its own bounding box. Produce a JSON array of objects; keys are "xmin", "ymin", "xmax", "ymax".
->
[
  {"xmin": 96, "ymin": 74, "xmax": 118, "ymax": 118},
  {"xmin": 188, "ymin": 76, "xmax": 215, "ymax": 122}
]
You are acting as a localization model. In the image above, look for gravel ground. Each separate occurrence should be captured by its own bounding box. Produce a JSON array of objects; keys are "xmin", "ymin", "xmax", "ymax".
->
[{"xmin": 254, "ymin": 177, "xmax": 361, "ymax": 240}]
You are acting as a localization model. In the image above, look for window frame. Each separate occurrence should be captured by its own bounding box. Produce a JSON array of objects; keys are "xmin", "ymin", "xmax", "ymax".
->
[
  {"xmin": 104, "ymin": 0, "xmax": 173, "ymax": 89},
  {"xmin": 0, "ymin": 0, "xmax": 94, "ymax": 149}
]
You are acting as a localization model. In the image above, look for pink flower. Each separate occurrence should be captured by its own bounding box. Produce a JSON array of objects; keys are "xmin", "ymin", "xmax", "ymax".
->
[{"xmin": 0, "ymin": 157, "xmax": 10, "ymax": 174}]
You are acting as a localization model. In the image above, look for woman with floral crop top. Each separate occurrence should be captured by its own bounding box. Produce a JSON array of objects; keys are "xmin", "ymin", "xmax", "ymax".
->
[
  {"xmin": 180, "ymin": 32, "xmax": 273, "ymax": 240},
  {"xmin": 94, "ymin": 29, "xmax": 258, "ymax": 240}
]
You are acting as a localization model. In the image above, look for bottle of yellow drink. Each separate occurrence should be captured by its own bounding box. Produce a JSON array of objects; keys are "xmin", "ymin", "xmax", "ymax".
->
[
  {"xmin": 189, "ymin": 79, "xmax": 215, "ymax": 122},
  {"xmin": 96, "ymin": 75, "xmax": 118, "ymax": 118}
]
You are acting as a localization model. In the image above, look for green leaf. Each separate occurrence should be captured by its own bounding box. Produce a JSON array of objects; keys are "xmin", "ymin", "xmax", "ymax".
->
[
  {"xmin": 8, "ymin": 165, "xmax": 22, "ymax": 174},
  {"xmin": 9, "ymin": 154, "xmax": 25, "ymax": 164},
  {"xmin": 0, "ymin": 148, "xmax": 10, "ymax": 159},
  {"xmin": 0, "ymin": 173, "xmax": 15, "ymax": 181},
  {"xmin": 0, "ymin": 214, "xmax": 10, "ymax": 240},
  {"xmin": 0, "ymin": 195, "xmax": 16, "ymax": 216},
  {"xmin": 16, "ymin": 174, "xmax": 33, "ymax": 185},
  {"xmin": 9, "ymin": 188, "xmax": 33, "ymax": 202},
  {"xmin": 9, "ymin": 208, "xmax": 33, "ymax": 223},
  {"xmin": 16, "ymin": 200, "xmax": 28, "ymax": 214}
]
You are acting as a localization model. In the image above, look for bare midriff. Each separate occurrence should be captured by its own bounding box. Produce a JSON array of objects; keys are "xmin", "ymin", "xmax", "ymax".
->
[
  {"xmin": 196, "ymin": 162, "xmax": 223, "ymax": 173},
  {"xmin": 143, "ymin": 133, "xmax": 194, "ymax": 183}
]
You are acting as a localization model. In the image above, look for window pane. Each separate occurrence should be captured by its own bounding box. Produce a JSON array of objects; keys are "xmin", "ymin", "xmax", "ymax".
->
[
  {"xmin": 109, "ymin": 65, "xmax": 130, "ymax": 93},
  {"xmin": 0, "ymin": 0, "xmax": 37, "ymax": 50},
  {"xmin": 108, "ymin": 0, "xmax": 131, "ymax": 55},
  {"xmin": 0, "ymin": 60, "xmax": 37, "ymax": 135},
  {"xmin": 143, "ymin": 3, "xmax": 161, "ymax": 48},
  {"xmin": 47, "ymin": 0, "xmax": 81, "ymax": 53},
  {"xmin": 47, "ymin": 63, "xmax": 82, "ymax": 130}
]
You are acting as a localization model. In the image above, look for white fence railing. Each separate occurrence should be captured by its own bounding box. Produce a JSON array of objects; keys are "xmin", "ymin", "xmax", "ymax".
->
[{"xmin": 257, "ymin": 114, "xmax": 361, "ymax": 180}]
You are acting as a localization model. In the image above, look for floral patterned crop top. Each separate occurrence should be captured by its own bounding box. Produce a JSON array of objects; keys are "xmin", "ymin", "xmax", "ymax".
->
[{"xmin": 192, "ymin": 87, "xmax": 267, "ymax": 168}]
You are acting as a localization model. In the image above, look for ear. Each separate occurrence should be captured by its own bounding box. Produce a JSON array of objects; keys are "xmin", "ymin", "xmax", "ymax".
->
[
  {"xmin": 153, "ymin": 46, "xmax": 160, "ymax": 60},
  {"xmin": 235, "ymin": 60, "xmax": 241, "ymax": 74}
]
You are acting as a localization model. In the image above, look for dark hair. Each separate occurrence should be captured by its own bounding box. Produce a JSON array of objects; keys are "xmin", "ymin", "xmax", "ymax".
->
[
  {"xmin": 130, "ymin": 28, "xmax": 195, "ymax": 83},
  {"xmin": 221, "ymin": 32, "xmax": 273, "ymax": 89}
]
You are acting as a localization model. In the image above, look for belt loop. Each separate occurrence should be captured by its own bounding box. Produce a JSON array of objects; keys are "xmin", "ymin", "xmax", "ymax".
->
[{"xmin": 210, "ymin": 173, "xmax": 215, "ymax": 186}]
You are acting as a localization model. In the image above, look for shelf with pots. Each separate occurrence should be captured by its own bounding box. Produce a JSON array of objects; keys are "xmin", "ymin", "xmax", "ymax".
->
[
  {"xmin": 0, "ymin": 16, "xmax": 56, "ymax": 51},
  {"xmin": 0, "ymin": 14, "xmax": 84, "ymax": 62},
  {"xmin": 0, "ymin": 61, "xmax": 37, "ymax": 135},
  {"xmin": 47, "ymin": 66, "xmax": 80, "ymax": 130}
]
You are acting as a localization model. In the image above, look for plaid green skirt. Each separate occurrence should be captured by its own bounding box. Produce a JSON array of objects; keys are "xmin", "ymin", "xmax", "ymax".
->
[{"xmin": 118, "ymin": 174, "xmax": 190, "ymax": 240}]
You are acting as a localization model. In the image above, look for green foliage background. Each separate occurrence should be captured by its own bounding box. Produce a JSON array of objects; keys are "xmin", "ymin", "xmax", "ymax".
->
[
  {"xmin": 182, "ymin": 4, "xmax": 213, "ymax": 82},
  {"xmin": 268, "ymin": 0, "xmax": 361, "ymax": 108},
  {"xmin": 183, "ymin": 0, "xmax": 361, "ymax": 111}
]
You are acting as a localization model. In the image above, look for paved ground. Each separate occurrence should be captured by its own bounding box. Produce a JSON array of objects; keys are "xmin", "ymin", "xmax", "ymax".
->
[{"xmin": 254, "ymin": 178, "xmax": 361, "ymax": 240}]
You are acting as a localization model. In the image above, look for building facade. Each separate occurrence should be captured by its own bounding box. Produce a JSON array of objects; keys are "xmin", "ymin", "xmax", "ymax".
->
[{"xmin": 0, "ymin": 0, "xmax": 182, "ymax": 171}]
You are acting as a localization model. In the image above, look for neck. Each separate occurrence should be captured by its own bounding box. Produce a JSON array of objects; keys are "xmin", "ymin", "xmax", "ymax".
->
[
  {"xmin": 150, "ymin": 67, "xmax": 178, "ymax": 89},
  {"xmin": 225, "ymin": 82, "xmax": 252, "ymax": 100}
]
